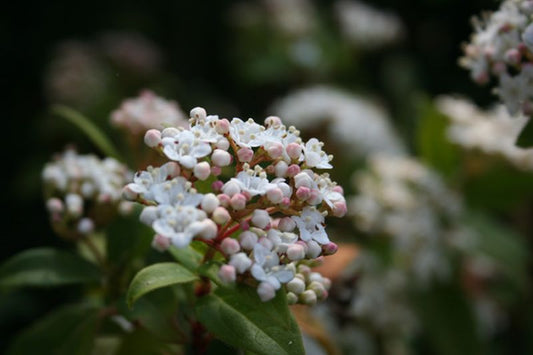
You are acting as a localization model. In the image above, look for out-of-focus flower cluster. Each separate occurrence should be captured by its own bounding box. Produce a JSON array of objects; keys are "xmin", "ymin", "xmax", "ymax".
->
[
  {"xmin": 124, "ymin": 107, "xmax": 346, "ymax": 302},
  {"xmin": 272, "ymin": 86, "xmax": 405, "ymax": 157},
  {"xmin": 334, "ymin": 0, "xmax": 404, "ymax": 49},
  {"xmin": 111, "ymin": 90, "xmax": 188, "ymax": 135},
  {"xmin": 42, "ymin": 149, "xmax": 132, "ymax": 238},
  {"xmin": 461, "ymin": 0, "xmax": 533, "ymax": 116},
  {"xmin": 437, "ymin": 96, "xmax": 533, "ymax": 170}
]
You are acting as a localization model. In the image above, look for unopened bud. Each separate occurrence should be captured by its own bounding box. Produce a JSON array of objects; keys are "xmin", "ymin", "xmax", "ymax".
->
[
  {"xmin": 230, "ymin": 193, "xmax": 247, "ymax": 210},
  {"xmin": 211, "ymin": 149, "xmax": 232, "ymax": 167},
  {"xmin": 300, "ymin": 290, "xmax": 317, "ymax": 305},
  {"xmin": 212, "ymin": 206, "xmax": 231, "ymax": 224},
  {"xmin": 287, "ymin": 277, "xmax": 305, "ymax": 294},
  {"xmin": 251, "ymin": 209, "xmax": 270, "ymax": 229},
  {"xmin": 222, "ymin": 181, "xmax": 241, "ymax": 197},
  {"xmin": 144, "ymin": 129, "xmax": 162, "ymax": 148},
  {"xmin": 286, "ymin": 164, "xmax": 301, "ymax": 178},
  {"xmin": 161, "ymin": 127, "xmax": 180, "ymax": 138},
  {"xmin": 257, "ymin": 282, "xmax": 276, "ymax": 302},
  {"xmin": 295, "ymin": 186, "xmax": 311, "ymax": 200},
  {"xmin": 216, "ymin": 137, "xmax": 230, "ymax": 150},
  {"xmin": 46, "ymin": 198, "xmax": 64, "ymax": 214},
  {"xmin": 278, "ymin": 217, "xmax": 296, "ymax": 232},
  {"xmin": 77, "ymin": 218, "xmax": 94, "ymax": 235},
  {"xmin": 287, "ymin": 243, "xmax": 306, "ymax": 261},
  {"xmin": 266, "ymin": 142, "xmax": 283, "ymax": 159},
  {"xmin": 274, "ymin": 161, "xmax": 288, "ymax": 177},
  {"xmin": 286, "ymin": 143, "xmax": 302, "ymax": 160},
  {"xmin": 140, "ymin": 206, "xmax": 158, "ymax": 225},
  {"xmin": 190, "ymin": 107, "xmax": 207, "ymax": 121},
  {"xmin": 229, "ymin": 252, "xmax": 252, "ymax": 273},
  {"xmin": 193, "ymin": 162, "xmax": 211, "ymax": 181},
  {"xmin": 294, "ymin": 172, "xmax": 313, "ymax": 188},
  {"xmin": 286, "ymin": 292, "xmax": 298, "ymax": 305},
  {"xmin": 237, "ymin": 147, "xmax": 254, "ymax": 162},
  {"xmin": 266, "ymin": 187, "xmax": 283, "ymax": 204},
  {"xmin": 218, "ymin": 264, "xmax": 236, "ymax": 283},
  {"xmin": 239, "ymin": 231, "xmax": 258, "ymax": 250},
  {"xmin": 215, "ymin": 118, "xmax": 230, "ymax": 134},
  {"xmin": 152, "ymin": 234, "xmax": 171, "ymax": 252},
  {"xmin": 265, "ymin": 115, "xmax": 282, "ymax": 127},
  {"xmin": 221, "ymin": 238, "xmax": 241, "ymax": 255},
  {"xmin": 306, "ymin": 240, "xmax": 322, "ymax": 258},
  {"xmin": 201, "ymin": 193, "xmax": 220, "ymax": 214}
]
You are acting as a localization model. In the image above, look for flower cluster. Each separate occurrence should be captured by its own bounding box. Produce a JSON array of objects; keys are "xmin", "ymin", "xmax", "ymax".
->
[
  {"xmin": 124, "ymin": 107, "xmax": 346, "ymax": 302},
  {"xmin": 272, "ymin": 86, "xmax": 405, "ymax": 157},
  {"xmin": 334, "ymin": 0, "xmax": 405, "ymax": 49},
  {"xmin": 461, "ymin": 0, "xmax": 533, "ymax": 115},
  {"xmin": 42, "ymin": 149, "xmax": 132, "ymax": 237},
  {"xmin": 111, "ymin": 90, "xmax": 188, "ymax": 135},
  {"xmin": 437, "ymin": 96, "xmax": 533, "ymax": 170}
]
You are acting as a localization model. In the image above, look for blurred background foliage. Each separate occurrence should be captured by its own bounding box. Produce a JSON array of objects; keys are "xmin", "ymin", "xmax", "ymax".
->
[{"xmin": 5, "ymin": 0, "xmax": 533, "ymax": 354}]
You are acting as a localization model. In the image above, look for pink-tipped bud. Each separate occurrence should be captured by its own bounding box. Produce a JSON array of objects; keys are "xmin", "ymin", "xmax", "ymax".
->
[
  {"xmin": 266, "ymin": 187, "xmax": 284, "ymax": 204},
  {"xmin": 332, "ymin": 201, "xmax": 347, "ymax": 217},
  {"xmin": 216, "ymin": 137, "xmax": 230, "ymax": 150},
  {"xmin": 332, "ymin": 185, "xmax": 344, "ymax": 194},
  {"xmin": 218, "ymin": 264, "xmax": 236, "ymax": 283},
  {"xmin": 322, "ymin": 242, "xmax": 338, "ymax": 255},
  {"xmin": 199, "ymin": 219, "xmax": 218, "ymax": 240},
  {"xmin": 46, "ymin": 198, "xmax": 64, "ymax": 214},
  {"xmin": 473, "ymin": 70, "xmax": 489, "ymax": 85},
  {"xmin": 215, "ymin": 118, "xmax": 230, "ymax": 134},
  {"xmin": 237, "ymin": 147, "xmax": 254, "ymax": 162},
  {"xmin": 190, "ymin": 107, "xmax": 207, "ymax": 121},
  {"xmin": 201, "ymin": 194, "xmax": 220, "ymax": 214},
  {"xmin": 274, "ymin": 161, "xmax": 288, "ymax": 177},
  {"xmin": 505, "ymin": 48, "xmax": 521, "ymax": 65},
  {"xmin": 286, "ymin": 143, "xmax": 302, "ymax": 160},
  {"xmin": 144, "ymin": 129, "xmax": 162, "ymax": 148},
  {"xmin": 257, "ymin": 282, "xmax": 276, "ymax": 302},
  {"xmin": 286, "ymin": 164, "xmax": 301, "ymax": 178},
  {"xmin": 278, "ymin": 217, "xmax": 296, "ymax": 232},
  {"xmin": 221, "ymin": 238, "xmax": 241, "ymax": 255},
  {"xmin": 307, "ymin": 189, "xmax": 323, "ymax": 205},
  {"xmin": 193, "ymin": 162, "xmax": 211, "ymax": 181},
  {"xmin": 266, "ymin": 142, "xmax": 283, "ymax": 159},
  {"xmin": 241, "ymin": 190, "xmax": 252, "ymax": 201},
  {"xmin": 217, "ymin": 194, "xmax": 231, "ymax": 207},
  {"xmin": 239, "ymin": 231, "xmax": 258, "ymax": 250},
  {"xmin": 308, "ymin": 281, "xmax": 328, "ymax": 300},
  {"xmin": 211, "ymin": 149, "xmax": 232, "ymax": 167},
  {"xmin": 230, "ymin": 193, "xmax": 247, "ymax": 210},
  {"xmin": 164, "ymin": 162, "xmax": 181, "ymax": 178},
  {"xmin": 212, "ymin": 206, "xmax": 231, "ymax": 224},
  {"xmin": 152, "ymin": 234, "xmax": 171, "ymax": 252},
  {"xmin": 294, "ymin": 172, "xmax": 312, "ymax": 188},
  {"xmin": 251, "ymin": 209, "xmax": 270, "ymax": 229},
  {"xmin": 265, "ymin": 115, "xmax": 282, "ymax": 127},
  {"xmin": 212, "ymin": 180, "xmax": 224, "ymax": 192},
  {"xmin": 211, "ymin": 166, "xmax": 222, "ymax": 176},
  {"xmin": 280, "ymin": 197, "xmax": 291, "ymax": 208},
  {"xmin": 240, "ymin": 220, "xmax": 250, "ymax": 231},
  {"xmin": 222, "ymin": 181, "xmax": 241, "ymax": 197},
  {"xmin": 287, "ymin": 243, "xmax": 306, "ymax": 261},
  {"xmin": 119, "ymin": 201, "xmax": 134, "ymax": 217},
  {"xmin": 295, "ymin": 186, "xmax": 311, "ymax": 200}
]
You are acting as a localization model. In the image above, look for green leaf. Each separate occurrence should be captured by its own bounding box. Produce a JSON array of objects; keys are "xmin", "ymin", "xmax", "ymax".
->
[
  {"xmin": 8, "ymin": 304, "xmax": 99, "ymax": 355},
  {"xmin": 195, "ymin": 285, "xmax": 304, "ymax": 355},
  {"xmin": 115, "ymin": 328, "xmax": 179, "ymax": 355},
  {"xmin": 127, "ymin": 262, "xmax": 198, "ymax": 307},
  {"xmin": 169, "ymin": 244, "xmax": 202, "ymax": 272},
  {"xmin": 107, "ymin": 210, "xmax": 153, "ymax": 265},
  {"xmin": 51, "ymin": 104, "xmax": 122, "ymax": 160},
  {"xmin": 516, "ymin": 117, "xmax": 533, "ymax": 148},
  {"xmin": 0, "ymin": 248, "xmax": 101, "ymax": 289}
]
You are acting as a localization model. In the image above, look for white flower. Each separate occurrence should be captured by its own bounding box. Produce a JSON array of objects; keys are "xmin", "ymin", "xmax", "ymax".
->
[
  {"xmin": 190, "ymin": 115, "xmax": 223, "ymax": 143},
  {"xmin": 251, "ymin": 244, "xmax": 294, "ymax": 290},
  {"xmin": 302, "ymin": 138, "xmax": 332, "ymax": 169},
  {"xmin": 229, "ymin": 118, "xmax": 265, "ymax": 147},
  {"xmin": 315, "ymin": 174, "xmax": 345, "ymax": 208},
  {"xmin": 162, "ymin": 130, "xmax": 212, "ymax": 169},
  {"xmin": 151, "ymin": 205, "xmax": 207, "ymax": 248},
  {"xmin": 292, "ymin": 207, "xmax": 329, "ymax": 244},
  {"xmin": 230, "ymin": 171, "xmax": 274, "ymax": 196}
]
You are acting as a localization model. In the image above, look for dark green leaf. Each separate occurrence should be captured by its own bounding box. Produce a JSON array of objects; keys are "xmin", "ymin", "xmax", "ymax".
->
[
  {"xmin": 51, "ymin": 105, "xmax": 122, "ymax": 160},
  {"xmin": 127, "ymin": 262, "xmax": 198, "ymax": 307},
  {"xmin": 169, "ymin": 245, "xmax": 202, "ymax": 272},
  {"xmin": 516, "ymin": 117, "xmax": 533, "ymax": 148},
  {"xmin": 195, "ymin": 285, "xmax": 304, "ymax": 355},
  {"xmin": 0, "ymin": 248, "xmax": 101, "ymax": 289},
  {"xmin": 115, "ymin": 328, "xmax": 179, "ymax": 355},
  {"xmin": 106, "ymin": 210, "xmax": 153, "ymax": 265},
  {"xmin": 7, "ymin": 304, "xmax": 99, "ymax": 355}
]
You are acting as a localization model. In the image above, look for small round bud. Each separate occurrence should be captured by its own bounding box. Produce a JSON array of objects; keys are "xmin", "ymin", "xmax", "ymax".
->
[
  {"xmin": 286, "ymin": 164, "xmax": 301, "ymax": 178},
  {"xmin": 215, "ymin": 118, "xmax": 230, "ymax": 134},
  {"xmin": 163, "ymin": 162, "xmax": 181, "ymax": 178},
  {"xmin": 286, "ymin": 292, "xmax": 298, "ymax": 305},
  {"xmin": 306, "ymin": 240, "xmax": 322, "ymax": 258},
  {"xmin": 266, "ymin": 187, "xmax": 283, "ymax": 204},
  {"xmin": 211, "ymin": 166, "xmax": 222, "ymax": 176},
  {"xmin": 144, "ymin": 129, "xmax": 162, "ymax": 148},
  {"xmin": 265, "ymin": 142, "xmax": 284, "ymax": 159},
  {"xmin": 190, "ymin": 107, "xmax": 207, "ymax": 121},
  {"xmin": 193, "ymin": 162, "xmax": 211, "ymax": 181},
  {"xmin": 140, "ymin": 206, "xmax": 158, "ymax": 225},
  {"xmin": 308, "ymin": 281, "xmax": 328, "ymax": 300},
  {"xmin": 229, "ymin": 252, "xmax": 252, "ymax": 273},
  {"xmin": 218, "ymin": 264, "xmax": 236, "ymax": 283},
  {"xmin": 152, "ymin": 234, "xmax": 171, "ymax": 252},
  {"xmin": 217, "ymin": 194, "xmax": 231, "ymax": 207},
  {"xmin": 212, "ymin": 207, "xmax": 231, "ymax": 224},
  {"xmin": 332, "ymin": 201, "xmax": 347, "ymax": 217},
  {"xmin": 277, "ymin": 182, "xmax": 292, "ymax": 197},
  {"xmin": 237, "ymin": 147, "xmax": 254, "ymax": 162},
  {"xmin": 504, "ymin": 48, "xmax": 521, "ymax": 65},
  {"xmin": 278, "ymin": 217, "xmax": 296, "ymax": 232},
  {"xmin": 198, "ymin": 219, "xmax": 217, "ymax": 240},
  {"xmin": 265, "ymin": 115, "xmax": 282, "ymax": 127},
  {"xmin": 222, "ymin": 181, "xmax": 241, "ymax": 197},
  {"xmin": 65, "ymin": 193, "xmax": 83, "ymax": 217},
  {"xmin": 258, "ymin": 236, "xmax": 274, "ymax": 250},
  {"xmin": 300, "ymin": 290, "xmax": 317, "ymax": 305},
  {"xmin": 280, "ymin": 197, "xmax": 291, "ymax": 208},
  {"xmin": 286, "ymin": 143, "xmax": 302, "ymax": 160},
  {"xmin": 118, "ymin": 201, "xmax": 135, "ymax": 216},
  {"xmin": 46, "ymin": 198, "xmax": 64, "ymax": 214},
  {"xmin": 212, "ymin": 180, "xmax": 224, "ymax": 192},
  {"xmin": 251, "ymin": 209, "xmax": 270, "ymax": 229},
  {"xmin": 161, "ymin": 127, "xmax": 180, "ymax": 138},
  {"xmin": 309, "ymin": 272, "xmax": 323, "ymax": 283},
  {"xmin": 211, "ymin": 149, "xmax": 232, "ymax": 167},
  {"xmin": 77, "ymin": 218, "xmax": 94, "ymax": 235},
  {"xmin": 307, "ymin": 189, "xmax": 323, "ymax": 205},
  {"xmin": 216, "ymin": 137, "xmax": 230, "ymax": 150},
  {"xmin": 294, "ymin": 172, "xmax": 313, "ymax": 188},
  {"xmin": 230, "ymin": 193, "xmax": 247, "ymax": 210},
  {"xmin": 274, "ymin": 161, "xmax": 288, "ymax": 177},
  {"xmin": 322, "ymin": 242, "xmax": 338, "ymax": 255},
  {"xmin": 287, "ymin": 277, "xmax": 306, "ymax": 294},
  {"xmin": 287, "ymin": 243, "xmax": 306, "ymax": 261},
  {"xmin": 201, "ymin": 193, "xmax": 220, "ymax": 214},
  {"xmin": 122, "ymin": 184, "xmax": 140, "ymax": 200},
  {"xmin": 239, "ymin": 231, "xmax": 258, "ymax": 250},
  {"xmin": 332, "ymin": 185, "xmax": 344, "ymax": 194},
  {"xmin": 80, "ymin": 182, "xmax": 95, "ymax": 197},
  {"xmin": 295, "ymin": 186, "xmax": 311, "ymax": 201},
  {"xmin": 257, "ymin": 282, "xmax": 276, "ymax": 302},
  {"xmin": 221, "ymin": 238, "xmax": 241, "ymax": 255}
]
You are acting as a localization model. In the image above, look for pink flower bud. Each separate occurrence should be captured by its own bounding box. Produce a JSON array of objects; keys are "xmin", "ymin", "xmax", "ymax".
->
[
  {"xmin": 280, "ymin": 197, "xmax": 291, "ymax": 208},
  {"xmin": 287, "ymin": 243, "xmax": 305, "ymax": 261},
  {"xmin": 257, "ymin": 282, "xmax": 276, "ymax": 302},
  {"xmin": 152, "ymin": 234, "xmax": 171, "ymax": 252},
  {"xmin": 211, "ymin": 166, "xmax": 222, "ymax": 176},
  {"xmin": 294, "ymin": 172, "xmax": 312, "ymax": 188},
  {"xmin": 218, "ymin": 265, "xmax": 237, "ymax": 283},
  {"xmin": 240, "ymin": 220, "xmax": 250, "ymax": 231},
  {"xmin": 266, "ymin": 142, "xmax": 283, "ymax": 159},
  {"xmin": 266, "ymin": 187, "xmax": 283, "ymax": 204},
  {"xmin": 212, "ymin": 206, "xmax": 231, "ymax": 224},
  {"xmin": 211, "ymin": 149, "xmax": 232, "ymax": 167},
  {"xmin": 278, "ymin": 217, "xmax": 296, "ymax": 232},
  {"xmin": 332, "ymin": 185, "xmax": 344, "ymax": 194},
  {"xmin": 295, "ymin": 186, "xmax": 311, "ymax": 200},
  {"xmin": 286, "ymin": 143, "xmax": 302, "ymax": 160},
  {"xmin": 286, "ymin": 164, "xmax": 301, "ymax": 178},
  {"xmin": 222, "ymin": 181, "xmax": 241, "ymax": 197},
  {"xmin": 215, "ymin": 118, "xmax": 230, "ymax": 134},
  {"xmin": 230, "ymin": 193, "xmax": 247, "ymax": 210},
  {"xmin": 241, "ymin": 190, "xmax": 252, "ymax": 201},
  {"xmin": 164, "ymin": 162, "xmax": 181, "ymax": 178},
  {"xmin": 216, "ymin": 137, "xmax": 230, "ymax": 150},
  {"xmin": 212, "ymin": 180, "xmax": 224, "ymax": 192},
  {"xmin": 144, "ymin": 129, "xmax": 161, "ymax": 148},
  {"xmin": 307, "ymin": 189, "xmax": 323, "ymax": 205},
  {"xmin": 217, "ymin": 194, "xmax": 231, "ymax": 207},
  {"xmin": 504, "ymin": 48, "xmax": 521, "ymax": 65},
  {"xmin": 322, "ymin": 242, "xmax": 338, "ymax": 255},
  {"xmin": 46, "ymin": 198, "xmax": 64, "ymax": 214},
  {"xmin": 473, "ymin": 70, "xmax": 489, "ymax": 84},
  {"xmin": 332, "ymin": 201, "xmax": 347, "ymax": 217},
  {"xmin": 251, "ymin": 209, "xmax": 270, "ymax": 229},
  {"xmin": 239, "ymin": 231, "xmax": 258, "ymax": 250},
  {"xmin": 274, "ymin": 161, "xmax": 288, "ymax": 177},
  {"xmin": 308, "ymin": 281, "xmax": 327, "ymax": 301},
  {"xmin": 265, "ymin": 115, "xmax": 282, "ymax": 127},
  {"xmin": 218, "ymin": 264, "xmax": 236, "ymax": 283},
  {"xmin": 199, "ymin": 219, "xmax": 217, "ymax": 240},
  {"xmin": 190, "ymin": 107, "xmax": 207, "ymax": 121},
  {"xmin": 237, "ymin": 147, "xmax": 254, "ymax": 162},
  {"xmin": 201, "ymin": 193, "xmax": 220, "ymax": 214},
  {"xmin": 193, "ymin": 162, "xmax": 211, "ymax": 181},
  {"xmin": 221, "ymin": 238, "xmax": 241, "ymax": 255}
]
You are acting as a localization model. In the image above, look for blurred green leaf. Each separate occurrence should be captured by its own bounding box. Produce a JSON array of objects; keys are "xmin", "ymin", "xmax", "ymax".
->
[
  {"xmin": 7, "ymin": 303, "xmax": 99, "ymax": 355},
  {"xmin": 51, "ymin": 105, "xmax": 122, "ymax": 160},
  {"xmin": 416, "ymin": 97, "xmax": 461, "ymax": 178},
  {"xmin": 115, "ymin": 328, "xmax": 179, "ymax": 355},
  {"xmin": 195, "ymin": 285, "xmax": 304, "ymax": 355},
  {"xmin": 0, "ymin": 248, "xmax": 101, "ymax": 289},
  {"xmin": 516, "ymin": 118, "xmax": 533, "ymax": 148},
  {"xmin": 169, "ymin": 244, "xmax": 203, "ymax": 272},
  {"xmin": 106, "ymin": 210, "xmax": 153, "ymax": 265},
  {"xmin": 127, "ymin": 262, "xmax": 198, "ymax": 308}
]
